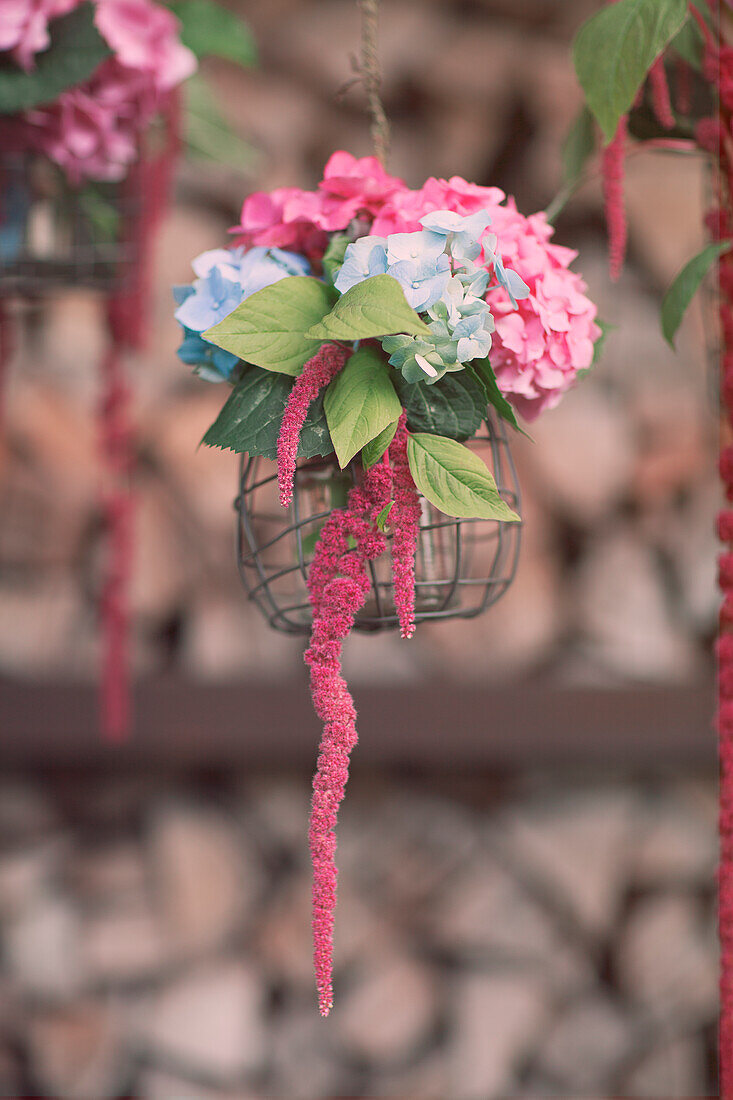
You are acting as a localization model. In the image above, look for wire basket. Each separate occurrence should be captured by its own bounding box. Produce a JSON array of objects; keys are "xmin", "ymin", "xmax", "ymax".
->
[
  {"xmin": 0, "ymin": 155, "xmax": 139, "ymax": 295},
  {"xmin": 236, "ymin": 412, "xmax": 522, "ymax": 635}
]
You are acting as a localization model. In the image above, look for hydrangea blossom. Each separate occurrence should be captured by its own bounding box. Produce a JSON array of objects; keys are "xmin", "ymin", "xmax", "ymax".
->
[
  {"xmin": 174, "ymin": 246, "xmax": 310, "ymax": 380},
  {"xmin": 218, "ymin": 155, "xmax": 599, "ymax": 413},
  {"xmin": 333, "ymin": 236, "xmax": 388, "ymax": 294},
  {"xmin": 0, "ymin": 0, "xmax": 195, "ymax": 182},
  {"xmin": 334, "ymin": 211, "xmax": 511, "ymax": 383},
  {"xmin": 0, "ymin": 0, "xmax": 76, "ymax": 70}
]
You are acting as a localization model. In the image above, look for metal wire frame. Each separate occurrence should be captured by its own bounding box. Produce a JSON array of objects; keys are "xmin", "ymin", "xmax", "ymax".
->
[
  {"xmin": 235, "ymin": 412, "xmax": 523, "ymax": 635},
  {"xmin": 0, "ymin": 154, "xmax": 140, "ymax": 295}
]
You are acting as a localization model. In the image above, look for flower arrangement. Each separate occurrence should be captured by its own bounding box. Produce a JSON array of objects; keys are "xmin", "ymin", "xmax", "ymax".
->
[
  {"xmin": 566, "ymin": 0, "xmax": 732, "ymax": 1084},
  {"xmin": 0, "ymin": 0, "xmax": 196, "ymax": 183},
  {"xmin": 175, "ymin": 151, "xmax": 601, "ymax": 1014}
]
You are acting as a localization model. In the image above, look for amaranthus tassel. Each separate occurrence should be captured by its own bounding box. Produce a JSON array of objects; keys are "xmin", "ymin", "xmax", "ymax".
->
[
  {"xmin": 388, "ymin": 414, "xmax": 421, "ymax": 639},
  {"xmin": 602, "ymin": 115, "xmax": 628, "ymax": 281},
  {"xmin": 305, "ymin": 461, "xmax": 392, "ymax": 1016},
  {"xmin": 649, "ymin": 58, "xmax": 675, "ymax": 130},
  {"xmin": 277, "ymin": 343, "xmax": 347, "ymax": 508}
]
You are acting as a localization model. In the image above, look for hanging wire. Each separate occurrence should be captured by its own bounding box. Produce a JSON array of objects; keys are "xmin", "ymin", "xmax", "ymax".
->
[{"xmin": 358, "ymin": 0, "xmax": 390, "ymax": 167}]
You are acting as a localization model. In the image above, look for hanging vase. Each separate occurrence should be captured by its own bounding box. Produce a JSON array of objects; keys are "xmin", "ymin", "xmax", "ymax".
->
[{"xmin": 236, "ymin": 409, "xmax": 522, "ymax": 635}]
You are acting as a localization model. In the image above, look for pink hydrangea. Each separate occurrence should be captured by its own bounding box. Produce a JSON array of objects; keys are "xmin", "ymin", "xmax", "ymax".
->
[
  {"xmin": 232, "ymin": 155, "xmax": 599, "ymax": 419},
  {"xmin": 481, "ymin": 199, "xmax": 601, "ymax": 419},
  {"xmin": 19, "ymin": 59, "xmax": 158, "ymax": 182},
  {"xmin": 0, "ymin": 0, "xmax": 194, "ymax": 182},
  {"xmin": 0, "ymin": 0, "xmax": 77, "ymax": 71},
  {"xmin": 371, "ymin": 175, "xmax": 505, "ymax": 235},
  {"xmin": 95, "ymin": 0, "xmax": 195, "ymax": 91},
  {"xmin": 319, "ymin": 150, "xmax": 405, "ymax": 213},
  {"xmin": 232, "ymin": 152, "xmax": 406, "ymax": 255},
  {"xmin": 233, "ymin": 187, "xmax": 330, "ymax": 256},
  {"xmin": 373, "ymin": 176, "xmax": 599, "ymax": 418}
]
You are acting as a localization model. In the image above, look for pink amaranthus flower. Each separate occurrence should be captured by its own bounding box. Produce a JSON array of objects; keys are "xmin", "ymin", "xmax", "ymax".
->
[
  {"xmin": 305, "ymin": 459, "xmax": 392, "ymax": 1016},
  {"xmin": 277, "ymin": 343, "xmax": 348, "ymax": 508},
  {"xmin": 388, "ymin": 413, "xmax": 421, "ymax": 639},
  {"xmin": 601, "ymin": 116, "xmax": 628, "ymax": 284}
]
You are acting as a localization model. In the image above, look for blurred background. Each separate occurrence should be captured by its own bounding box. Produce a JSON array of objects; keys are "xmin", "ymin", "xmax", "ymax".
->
[{"xmin": 0, "ymin": 0, "xmax": 719, "ymax": 1096}]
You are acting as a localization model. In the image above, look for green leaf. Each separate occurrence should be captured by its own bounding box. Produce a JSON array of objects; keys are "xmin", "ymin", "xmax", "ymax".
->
[
  {"xmin": 407, "ymin": 433, "xmax": 521, "ymax": 522},
  {"xmin": 394, "ymin": 371, "xmax": 486, "ymax": 441},
  {"xmin": 670, "ymin": 15, "xmax": 704, "ymax": 70},
  {"xmin": 469, "ymin": 358, "xmax": 528, "ymax": 437},
  {"xmin": 167, "ymin": 0, "xmax": 256, "ymax": 65},
  {"xmin": 306, "ymin": 274, "xmax": 433, "ymax": 342},
  {"xmin": 592, "ymin": 320, "xmax": 613, "ymax": 366},
  {"xmin": 201, "ymin": 367, "xmax": 333, "ymax": 459},
  {"xmin": 376, "ymin": 501, "xmax": 394, "ymax": 533},
  {"xmin": 203, "ymin": 277, "xmax": 335, "ymax": 376},
  {"xmin": 0, "ymin": 3, "xmax": 111, "ymax": 114},
  {"xmin": 182, "ymin": 73, "xmax": 254, "ymax": 169},
  {"xmin": 562, "ymin": 104, "xmax": 596, "ymax": 186},
  {"xmin": 661, "ymin": 241, "xmax": 731, "ymax": 348},
  {"xmin": 324, "ymin": 347, "xmax": 402, "ymax": 468},
  {"xmin": 322, "ymin": 234, "xmax": 350, "ymax": 286},
  {"xmin": 573, "ymin": 0, "xmax": 688, "ymax": 142},
  {"xmin": 361, "ymin": 420, "xmax": 399, "ymax": 470}
]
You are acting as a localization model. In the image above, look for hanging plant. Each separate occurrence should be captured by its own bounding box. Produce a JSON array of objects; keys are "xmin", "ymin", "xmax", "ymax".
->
[
  {"xmin": 0, "ymin": 0, "xmax": 255, "ymax": 285},
  {"xmin": 174, "ymin": 147, "xmax": 602, "ymax": 1014},
  {"xmin": 565, "ymin": 0, "xmax": 733, "ymax": 1086},
  {"xmin": 0, "ymin": 0, "xmax": 256, "ymax": 743}
]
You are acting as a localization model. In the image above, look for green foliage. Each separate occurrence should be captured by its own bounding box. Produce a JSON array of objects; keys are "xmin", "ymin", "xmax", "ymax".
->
[
  {"xmin": 182, "ymin": 74, "xmax": 255, "ymax": 169},
  {"xmin": 376, "ymin": 501, "xmax": 395, "ymax": 533},
  {"xmin": 406, "ymin": 433, "xmax": 521, "ymax": 521},
  {"xmin": 573, "ymin": 0, "xmax": 688, "ymax": 142},
  {"xmin": 670, "ymin": 16, "xmax": 705, "ymax": 70},
  {"xmin": 361, "ymin": 420, "xmax": 399, "ymax": 470},
  {"xmin": 201, "ymin": 367, "xmax": 332, "ymax": 459},
  {"xmin": 661, "ymin": 242, "xmax": 731, "ymax": 348},
  {"xmin": 394, "ymin": 371, "xmax": 486, "ymax": 441},
  {"xmin": 307, "ymin": 274, "xmax": 433, "ymax": 342},
  {"xmin": 0, "ymin": 3, "xmax": 110, "ymax": 114},
  {"xmin": 324, "ymin": 348, "xmax": 402, "ymax": 468},
  {"xmin": 562, "ymin": 104, "xmax": 596, "ymax": 187},
  {"xmin": 322, "ymin": 235, "xmax": 350, "ymax": 286},
  {"xmin": 469, "ymin": 359, "xmax": 527, "ymax": 437},
  {"xmin": 592, "ymin": 320, "xmax": 613, "ymax": 366},
  {"xmin": 203, "ymin": 277, "xmax": 336, "ymax": 376},
  {"xmin": 167, "ymin": 0, "xmax": 256, "ymax": 65}
]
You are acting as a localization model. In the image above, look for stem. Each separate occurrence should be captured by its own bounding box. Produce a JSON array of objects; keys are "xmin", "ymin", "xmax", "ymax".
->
[{"xmin": 358, "ymin": 0, "xmax": 390, "ymax": 166}]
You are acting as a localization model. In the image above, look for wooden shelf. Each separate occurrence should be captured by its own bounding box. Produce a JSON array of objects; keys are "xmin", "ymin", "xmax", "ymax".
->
[{"xmin": 0, "ymin": 675, "xmax": 715, "ymax": 770}]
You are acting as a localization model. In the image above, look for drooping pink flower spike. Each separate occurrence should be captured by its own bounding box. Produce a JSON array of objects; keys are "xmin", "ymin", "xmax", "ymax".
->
[
  {"xmin": 305, "ymin": 459, "xmax": 392, "ymax": 1016},
  {"xmin": 648, "ymin": 57, "xmax": 675, "ymax": 130},
  {"xmin": 277, "ymin": 342, "xmax": 348, "ymax": 508},
  {"xmin": 388, "ymin": 413, "xmax": 421, "ymax": 639},
  {"xmin": 602, "ymin": 114, "xmax": 628, "ymax": 282}
]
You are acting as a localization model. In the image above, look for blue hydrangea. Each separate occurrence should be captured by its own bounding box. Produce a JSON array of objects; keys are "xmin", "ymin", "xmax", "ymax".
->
[
  {"xmin": 174, "ymin": 246, "xmax": 310, "ymax": 379},
  {"xmin": 334, "ymin": 236, "xmax": 388, "ymax": 294},
  {"xmin": 173, "ymin": 286, "xmax": 239, "ymax": 382},
  {"xmin": 174, "ymin": 267, "xmax": 244, "ymax": 333},
  {"xmin": 420, "ymin": 209, "xmax": 493, "ymax": 262},
  {"xmin": 176, "ymin": 246, "xmax": 311, "ymax": 334},
  {"xmin": 386, "ymin": 230, "xmax": 446, "ymax": 266},
  {"xmin": 388, "ymin": 253, "xmax": 451, "ymax": 311},
  {"xmin": 452, "ymin": 308, "xmax": 495, "ymax": 363},
  {"xmin": 493, "ymin": 254, "xmax": 530, "ymax": 308},
  {"xmin": 382, "ymin": 334, "xmax": 448, "ymax": 384}
]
